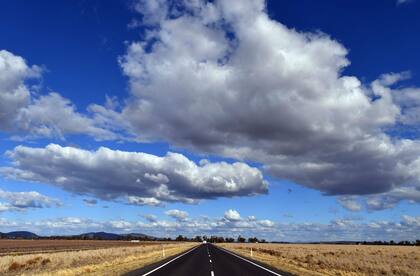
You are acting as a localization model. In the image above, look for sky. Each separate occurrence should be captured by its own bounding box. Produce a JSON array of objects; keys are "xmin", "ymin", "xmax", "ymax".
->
[{"xmin": 0, "ymin": 0, "xmax": 419, "ymax": 242}]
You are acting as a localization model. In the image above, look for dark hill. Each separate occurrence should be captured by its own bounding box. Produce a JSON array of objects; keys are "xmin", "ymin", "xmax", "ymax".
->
[{"xmin": 1, "ymin": 231, "xmax": 39, "ymax": 239}]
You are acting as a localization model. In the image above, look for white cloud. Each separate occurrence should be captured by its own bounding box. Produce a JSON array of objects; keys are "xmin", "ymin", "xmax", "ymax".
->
[
  {"xmin": 0, "ymin": 50, "xmax": 125, "ymax": 141},
  {"xmin": 15, "ymin": 92, "xmax": 119, "ymax": 140},
  {"xmin": 379, "ymin": 72, "xmax": 420, "ymax": 127},
  {"xmin": 0, "ymin": 50, "xmax": 41, "ymax": 131},
  {"xmin": 337, "ymin": 187, "xmax": 420, "ymax": 212},
  {"xmin": 0, "ymin": 211, "xmax": 417, "ymax": 242},
  {"xmin": 337, "ymin": 196, "xmax": 363, "ymax": 212},
  {"xmin": 133, "ymin": 0, "xmax": 169, "ymax": 25},
  {"xmin": 257, "ymin": 219, "xmax": 275, "ymax": 228},
  {"xmin": 0, "ymin": 189, "xmax": 61, "ymax": 211},
  {"xmin": 0, "ymin": 144, "xmax": 268, "ymax": 204},
  {"xmin": 114, "ymin": 0, "xmax": 420, "ymax": 207},
  {"xmin": 127, "ymin": 196, "xmax": 162, "ymax": 206},
  {"xmin": 2, "ymin": 2, "xmax": 420, "ymax": 212},
  {"xmin": 401, "ymin": 215, "xmax": 420, "ymax": 227},
  {"xmin": 165, "ymin": 209, "xmax": 189, "ymax": 221},
  {"xmin": 224, "ymin": 209, "xmax": 241, "ymax": 221}
]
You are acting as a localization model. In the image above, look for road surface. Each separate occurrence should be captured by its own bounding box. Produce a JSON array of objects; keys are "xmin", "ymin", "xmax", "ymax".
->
[{"xmin": 125, "ymin": 243, "xmax": 292, "ymax": 276}]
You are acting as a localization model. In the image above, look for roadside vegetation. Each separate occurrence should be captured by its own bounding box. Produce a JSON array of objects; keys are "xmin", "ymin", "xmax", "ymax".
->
[
  {"xmin": 0, "ymin": 241, "xmax": 196, "ymax": 276},
  {"xmin": 219, "ymin": 243, "xmax": 420, "ymax": 276}
]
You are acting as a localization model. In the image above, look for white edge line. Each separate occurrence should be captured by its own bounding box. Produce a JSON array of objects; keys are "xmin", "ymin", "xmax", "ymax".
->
[
  {"xmin": 141, "ymin": 245, "xmax": 200, "ymax": 276},
  {"xmin": 215, "ymin": 246, "xmax": 282, "ymax": 276}
]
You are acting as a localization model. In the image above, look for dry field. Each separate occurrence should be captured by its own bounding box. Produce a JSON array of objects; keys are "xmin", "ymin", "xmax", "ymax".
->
[
  {"xmin": 0, "ymin": 240, "xmax": 196, "ymax": 276},
  {"xmin": 219, "ymin": 243, "xmax": 420, "ymax": 276},
  {"xmin": 0, "ymin": 239, "xmax": 162, "ymax": 256}
]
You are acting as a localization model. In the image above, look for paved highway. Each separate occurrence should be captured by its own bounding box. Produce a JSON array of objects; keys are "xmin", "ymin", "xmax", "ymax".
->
[{"xmin": 125, "ymin": 243, "xmax": 292, "ymax": 276}]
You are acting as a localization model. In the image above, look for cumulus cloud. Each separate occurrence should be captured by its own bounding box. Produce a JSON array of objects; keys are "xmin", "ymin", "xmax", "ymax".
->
[
  {"xmin": 112, "ymin": 0, "xmax": 420, "ymax": 208},
  {"xmin": 337, "ymin": 196, "xmax": 362, "ymax": 212},
  {"xmin": 0, "ymin": 212, "xmax": 417, "ymax": 242},
  {"xmin": 224, "ymin": 209, "xmax": 241, "ymax": 221},
  {"xmin": 165, "ymin": 209, "xmax": 189, "ymax": 221},
  {"xmin": 127, "ymin": 196, "xmax": 162, "ymax": 206},
  {"xmin": 0, "ymin": 50, "xmax": 123, "ymax": 140},
  {"xmin": 0, "ymin": 144, "xmax": 268, "ymax": 204},
  {"xmin": 0, "ymin": 209, "xmax": 277, "ymax": 238},
  {"xmin": 0, "ymin": 50, "xmax": 41, "ymax": 131},
  {"xmin": 380, "ymin": 72, "xmax": 420, "ymax": 127},
  {"xmin": 2, "ymin": 1, "xmax": 420, "ymax": 212},
  {"xmin": 15, "ymin": 93, "xmax": 120, "ymax": 140},
  {"xmin": 337, "ymin": 187, "xmax": 420, "ymax": 212},
  {"xmin": 0, "ymin": 189, "xmax": 61, "ymax": 211}
]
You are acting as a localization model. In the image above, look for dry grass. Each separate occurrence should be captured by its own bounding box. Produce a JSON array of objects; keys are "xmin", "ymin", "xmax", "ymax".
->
[
  {"xmin": 219, "ymin": 243, "xmax": 420, "ymax": 276},
  {"xmin": 0, "ymin": 240, "xmax": 160, "ymax": 256},
  {"xmin": 0, "ymin": 241, "xmax": 196, "ymax": 276}
]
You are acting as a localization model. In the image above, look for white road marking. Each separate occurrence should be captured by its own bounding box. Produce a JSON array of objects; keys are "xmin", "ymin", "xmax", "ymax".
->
[
  {"xmin": 215, "ymin": 246, "xmax": 283, "ymax": 276},
  {"xmin": 209, "ymin": 259, "xmax": 212, "ymax": 263},
  {"xmin": 141, "ymin": 245, "xmax": 200, "ymax": 276},
  {"xmin": 211, "ymin": 271, "xmax": 215, "ymax": 276}
]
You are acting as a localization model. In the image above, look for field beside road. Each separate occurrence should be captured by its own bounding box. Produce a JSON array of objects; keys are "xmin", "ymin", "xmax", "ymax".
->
[
  {"xmin": 0, "ymin": 240, "xmax": 196, "ymax": 275},
  {"xmin": 0, "ymin": 239, "xmax": 164, "ymax": 256},
  {"xmin": 219, "ymin": 243, "xmax": 420, "ymax": 276}
]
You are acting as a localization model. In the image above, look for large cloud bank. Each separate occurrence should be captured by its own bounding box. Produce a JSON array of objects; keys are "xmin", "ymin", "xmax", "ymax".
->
[
  {"xmin": 0, "ymin": 144, "xmax": 267, "ymax": 205},
  {"xmin": 1, "ymin": 1, "xmax": 420, "ymax": 210},
  {"xmin": 115, "ymin": 0, "xmax": 420, "ymax": 207}
]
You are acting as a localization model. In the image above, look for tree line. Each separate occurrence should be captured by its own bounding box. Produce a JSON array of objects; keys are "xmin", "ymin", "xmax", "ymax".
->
[{"xmin": 174, "ymin": 235, "xmax": 267, "ymax": 243}]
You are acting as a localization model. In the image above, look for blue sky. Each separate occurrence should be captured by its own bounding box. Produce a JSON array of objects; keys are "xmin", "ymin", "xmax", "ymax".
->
[{"xmin": 0, "ymin": 0, "xmax": 419, "ymax": 241}]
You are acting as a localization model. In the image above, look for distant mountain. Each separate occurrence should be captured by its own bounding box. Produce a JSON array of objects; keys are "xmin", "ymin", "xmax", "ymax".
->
[
  {"xmin": 0, "ymin": 231, "xmax": 155, "ymax": 240},
  {"xmin": 75, "ymin": 232, "xmax": 156, "ymax": 240},
  {"xmin": 121, "ymin": 233, "xmax": 155, "ymax": 239},
  {"xmin": 0, "ymin": 231, "xmax": 39, "ymax": 239},
  {"xmin": 76, "ymin": 232, "xmax": 122, "ymax": 240}
]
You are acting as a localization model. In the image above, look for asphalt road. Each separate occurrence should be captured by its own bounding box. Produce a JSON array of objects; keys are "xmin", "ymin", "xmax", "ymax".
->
[{"xmin": 125, "ymin": 243, "xmax": 293, "ymax": 276}]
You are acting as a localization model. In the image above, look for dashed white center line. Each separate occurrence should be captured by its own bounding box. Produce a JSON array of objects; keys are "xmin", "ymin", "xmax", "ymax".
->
[
  {"xmin": 211, "ymin": 271, "xmax": 215, "ymax": 276},
  {"xmin": 209, "ymin": 259, "xmax": 212, "ymax": 263}
]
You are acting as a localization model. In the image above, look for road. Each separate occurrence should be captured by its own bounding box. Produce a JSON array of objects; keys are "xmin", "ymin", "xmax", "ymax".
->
[{"xmin": 125, "ymin": 243, "xmax": 292, "ymax": 276}]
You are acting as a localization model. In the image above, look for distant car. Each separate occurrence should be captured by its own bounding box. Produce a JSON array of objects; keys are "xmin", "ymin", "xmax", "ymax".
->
[{"xmin": 202, "ymin": 241, "xmax": 207, "ymax": 244}]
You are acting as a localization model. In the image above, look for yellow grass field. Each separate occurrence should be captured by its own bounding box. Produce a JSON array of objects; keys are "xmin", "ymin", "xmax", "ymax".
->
[
  {"xmin": 0, "ymin": 241, "xmax": 196, "ymax": 276},
  {"xmin": 219, "ymin": 243, "xmax": 420, "ymax": 276}
]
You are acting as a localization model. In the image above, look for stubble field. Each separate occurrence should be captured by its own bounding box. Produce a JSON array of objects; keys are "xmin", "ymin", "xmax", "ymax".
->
[
  {"xmin": 0, "ymin": 240, "xmax": 196, "ymax": 276},
  {"xmin": 219, "ymin": 243, "xmax": 420, "ymax": 276},
  {"xmin": 0, "ymin": 239, "xmax": 164, "ymax": 256}
]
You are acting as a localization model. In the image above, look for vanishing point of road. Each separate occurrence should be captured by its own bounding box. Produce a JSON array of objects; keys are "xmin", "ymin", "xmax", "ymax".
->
[{"xmin": 125, "ymin": 243, "xmax": 292, "ymax": 276}]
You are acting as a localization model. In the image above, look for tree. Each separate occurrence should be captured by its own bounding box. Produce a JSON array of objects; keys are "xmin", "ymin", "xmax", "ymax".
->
[
  {"xmin": 225, "ymin": 237, "xmax": 235, "ymax": 243},
  {"xmin": 194, "ymin": 236, "xmax": 203, "ymax": 242},
  {"xmin": 248, "ymin": 237, "xmax": 259, "ymax": 243},
  {"xmin": 237, "ymin": 235, "xmax": 246, "ymax": 243},
  {"xmin": 175, "ymin": 235, "xmax": 187, "ymax": 241}
]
